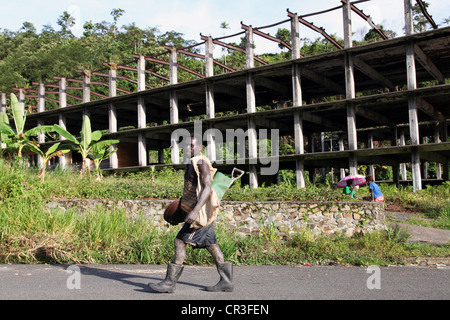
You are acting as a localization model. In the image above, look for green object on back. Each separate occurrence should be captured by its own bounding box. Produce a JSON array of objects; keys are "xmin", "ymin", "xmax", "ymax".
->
[{"xmin": 212, "ymin": 172, "xmax": 232, "ymax": 200}]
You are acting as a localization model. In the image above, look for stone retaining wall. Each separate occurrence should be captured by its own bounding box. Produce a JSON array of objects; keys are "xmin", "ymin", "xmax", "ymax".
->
[{"xmin": 46, "ymin": 199, "xmax": 386, "ymax": 238}]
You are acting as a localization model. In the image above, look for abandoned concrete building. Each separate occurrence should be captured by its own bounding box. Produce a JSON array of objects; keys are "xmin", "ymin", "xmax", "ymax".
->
[{"xmin": 2, "ymin": 1, "xmax": 449, "ymax": 191}]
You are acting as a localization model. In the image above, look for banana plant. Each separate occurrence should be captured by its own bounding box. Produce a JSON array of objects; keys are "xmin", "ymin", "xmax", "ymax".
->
[
  {"xmin": 0, "ymin": 112, "xmax": 11, "ymax": 157},
  {"xmin": 27, "ymin": 142, "xmax": 71, "ymax": 182},
  {"xmin": 53, "ymin": 115, "xmax": 119, "ymax": 175},
  {"xmin": 89, "ymin": 141, "xmax": 119, "ymax": 181},
  {"xmin": 0, "ymin": 93, "xmax": 53, "ymax": 158}
]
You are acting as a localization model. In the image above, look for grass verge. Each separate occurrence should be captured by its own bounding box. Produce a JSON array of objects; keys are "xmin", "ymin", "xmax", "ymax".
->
[
  {"xmin": 0, "ymin": 159, "xmax": 448, "ymax": 265},
  {"xmin": 0, "ymin": 200, "xmax": 448, "ymax": 266}
]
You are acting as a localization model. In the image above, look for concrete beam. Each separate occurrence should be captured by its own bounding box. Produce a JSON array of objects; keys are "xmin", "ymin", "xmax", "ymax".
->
[
  {"xmin": 353, "ymin": 56, "xmax": 395, "ymax": 90},
  {"xmin": 414, "ymin": 44, "xmax": 444, "ymax": 84}
]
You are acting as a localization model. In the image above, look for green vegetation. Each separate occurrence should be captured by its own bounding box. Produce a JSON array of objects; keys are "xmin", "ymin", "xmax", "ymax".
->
[
  {"xmin": 0, "ymin": 3, "xmax": 440, "ymax": 105},
  {"xmin": 0, "ymin": 2, "xmax": 448, "ymax": 265},
  {"xmin": 0, "ymin": 159, "xmax": 448, "ymax": 266},
  {"xmin": 381, "ymin": 183, "xmax": 450, "ymax": 231},
  {"xmin": 0, "ymin": 95, "xmax": 119, "ymax": 181}
]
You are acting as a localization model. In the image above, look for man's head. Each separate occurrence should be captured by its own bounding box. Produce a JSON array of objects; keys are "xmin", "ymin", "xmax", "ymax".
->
[{"xmin": 188, "ymin": 135, "xmax": 202, "ymax": 158}]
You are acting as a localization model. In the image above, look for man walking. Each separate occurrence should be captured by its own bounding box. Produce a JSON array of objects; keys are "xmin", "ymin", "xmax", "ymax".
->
[{"xmin": 148, "ymin": 136, "xmax": 233, "ymax": 293}]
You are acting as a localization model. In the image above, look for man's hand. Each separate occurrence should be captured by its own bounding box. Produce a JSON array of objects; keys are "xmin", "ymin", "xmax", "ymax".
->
[{"xmin": 185, "ymin": 210, "xmax": 199, "ymax": 226}]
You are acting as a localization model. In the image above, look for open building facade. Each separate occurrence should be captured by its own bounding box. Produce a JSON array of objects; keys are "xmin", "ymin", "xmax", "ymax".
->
[{"xmin": 2, "ymin": 1, "xmax": 450, "ymax": 191}]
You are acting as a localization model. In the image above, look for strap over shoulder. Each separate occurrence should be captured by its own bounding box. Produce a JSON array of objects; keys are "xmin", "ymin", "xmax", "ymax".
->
[{"xmin": 190, "ymin": 155, "xmax": 217, "ymax": 180}]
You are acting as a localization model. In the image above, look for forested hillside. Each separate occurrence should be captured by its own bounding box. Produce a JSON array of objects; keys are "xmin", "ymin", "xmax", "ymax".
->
[{"xmin": 0, "ymin": 2, "xmax": 441, "ymax": 102}]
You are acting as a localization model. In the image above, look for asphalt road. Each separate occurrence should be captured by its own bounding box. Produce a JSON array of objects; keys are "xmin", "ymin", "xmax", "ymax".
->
[{"xmin": 0, "ymin": 264, "xmax": 448, "ymax": 302}]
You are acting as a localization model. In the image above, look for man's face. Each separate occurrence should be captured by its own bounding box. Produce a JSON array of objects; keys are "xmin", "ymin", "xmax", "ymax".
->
[{"xmin": 188, "ymin": 136, "xmax": 202, "ymax": 157}]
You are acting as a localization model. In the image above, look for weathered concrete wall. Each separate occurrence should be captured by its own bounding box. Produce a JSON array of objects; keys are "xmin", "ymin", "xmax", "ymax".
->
[{"xmin": 46, "ymin": 199, "xmax": 386, "ymax": 238}]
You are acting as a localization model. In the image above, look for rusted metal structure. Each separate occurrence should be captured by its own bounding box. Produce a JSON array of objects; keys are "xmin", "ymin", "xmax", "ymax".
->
[{"xmin": 2, "ymin": 0, "xmax": 449, "ymax": 191}]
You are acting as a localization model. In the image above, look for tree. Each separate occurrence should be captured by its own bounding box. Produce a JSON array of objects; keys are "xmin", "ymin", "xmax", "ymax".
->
[
  {"xmin": 220, "ymin": 22, "xmax": 230, "ymax": 65},
  {"xmin": 111, "ymin": 8, "xmax": 125, "ymax": 35},
  {"xmin": 413, "ymin": 1, "xmax": 431, "ymax": 32},
  {"xmin": 275, "ymin": 28, "xmax": 291, "ymax": 50},
  {"xmin": 364, "ymin": 25, "xmax": 396, "ymax": 42},
  {"xmin": 57, "ymin": 11, "xmax": 76, "ymax": 38}
]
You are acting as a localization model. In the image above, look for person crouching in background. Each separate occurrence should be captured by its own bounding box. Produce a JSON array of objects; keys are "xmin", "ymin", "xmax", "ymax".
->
[{"xmin": 364, "ymin": 175, "xmax": 384, "ymax": 202}]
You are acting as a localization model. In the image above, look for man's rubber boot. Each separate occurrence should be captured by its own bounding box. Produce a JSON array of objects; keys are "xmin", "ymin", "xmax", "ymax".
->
[
  {"xmin": 148, "ymin": 263, "xmax": 184, "ymax": 293},
  {"xmin": 206, "ymin": 262, "xmax": 234, "ymax": 292}
]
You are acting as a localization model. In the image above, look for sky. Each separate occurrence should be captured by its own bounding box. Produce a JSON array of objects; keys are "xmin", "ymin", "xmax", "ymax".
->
[{"xmin": 1, "ymin": 0, "xmax": 449, "ymax": 54}]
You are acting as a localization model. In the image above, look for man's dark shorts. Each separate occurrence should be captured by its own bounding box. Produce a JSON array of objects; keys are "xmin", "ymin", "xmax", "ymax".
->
[{"xmin": 176, "ymin": 222, "xmax": 217, "ymax": 249}]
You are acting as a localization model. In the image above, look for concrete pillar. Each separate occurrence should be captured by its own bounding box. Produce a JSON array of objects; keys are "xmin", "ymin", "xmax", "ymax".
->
[
  {"xmin": 245, "ymin": 26, "xmax": 258, "ymax": 189},
  {"xmin": 292, "ymin": 63, "xmax": 305, "ymax": 188},
  {"xmin": 109, "ymin": 66, "xmax": 118, "ymax": 169},
  {"xmin": 137, "ymin": 97, "xmax": 146, "ymax": 129},
  {"xmin": 399, "ymin": 130, "xmax": 408, "ymax": 180},
  {"xmin": 38, "ymin": 83, "xmax": 45, "ymax": 114},
  {"xmin": 37, "ymin": 83, "xmax": 45, "ymax": 148},
  {"xmin": 343, "ymin": 0, "xmax": 358, "ymax": 176},
  {"xmin": 36, "ymin": 83, "xmax": 46, "ymax": 168},
  {"xmin": 170, "ymin": 48, "xmax": 178, "ymax": 85},
  {"xmin": 339, "ymin": 136, "xmax": 346, "ymax": 180},
  {"xmin": 19, "ymin": 89, "xmax": 25, "ymax": 115},
  {"xmin": 321, "ymin": 132, "xmax": 327, "ymax": 184},
  {"xmin": 405, "ymin": 0, "xmax": 422, "ymax": 191},
  {"xmin": 59, "ymin": 78, "xmax": 67, "ymax": 167},
  {"xmin": 170, "ymin": 90, "xmax": 179, "ymax": 165},
  {"xmin": 434, "ymin": 126, "xmax": 442, "ymax": 179},
  {"xmin": 422, "ymin": 137, "xmax": 429, "ymax": 179},
  {"xmin": 205, "ymin": 36, "xmax": 214, "ymax": 78},
  {"xmin": 109, "ymin": 66, "xmax": 117, "ymax": 98},
  {"xmin": 205, "ymin": 36, "xmax": 216, "ymax": 161},
  {"xmin": 290, "ymin": 14, "xmax": 305, "ymax": 188},
  {"xmin": 442, "ymin": 121, "xmax": 449, "ymax": 181},
  {"xmin": 168, "ymin": 47, "xmax": 180, "ymax": 164},
  {"xmin": 82, "ymin": 71, "xmax": 91, "ymax": 119},
  {"xmin": 83, "ymin": 70, "xmax": 91, "ymax": 103},
  {"xmin": 169, "ymin": 47, "xmax": 180, "ymax": 165},
  {"xmin": 367, "ymin": 133, "xmax": 375, "ymax": 177},
  {"xmin": 308, "ymin": 134, "xmax": 316, "ymax": 184},
  {"xmin": 59, "ymin": 77, "xmax": 67, "ymax": 109},
  {"xmin": 294, "ymin": 112, "xmax": 305, "ymax": 188},
  {"xmin": 136, "ymin": 55, "xmax": 147, "ymax": 167},
  {"xmin": 137, "ymin": 100, "xmax": 147, "ymax": 168},
  {"xmin": 138, "ymin": 134, "xmax": 147, "ymax": 167},
  {"xmin": 137, "ymin": 55, "xmax": 146, "ymax": 92},
  {"xmin": 290, "ymin": 12, "xmax": 301, "ymax": 60},
  {"xmin": 108, "ymin": 103, "xmax": 118, "ymax": 169},
  {"xmin": 0, "ymin": 93, "xmax": 6, "ymax": 113}
]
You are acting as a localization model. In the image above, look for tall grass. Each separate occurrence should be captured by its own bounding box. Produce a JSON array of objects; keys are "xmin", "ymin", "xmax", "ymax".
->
[
  {"xmin": 1, "ymin": 197, "xmax": 449, "ymax": 266},
  {"xmin": 0, "ymin": 199, "xmax": 179, "ymax": 264}
]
